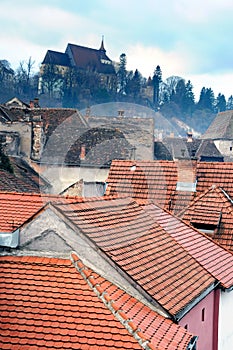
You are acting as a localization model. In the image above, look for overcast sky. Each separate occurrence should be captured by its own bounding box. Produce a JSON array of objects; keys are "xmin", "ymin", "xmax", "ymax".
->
[{"xmin": 1, "ymin": 0, "xmax": 233, "ymax": 101}]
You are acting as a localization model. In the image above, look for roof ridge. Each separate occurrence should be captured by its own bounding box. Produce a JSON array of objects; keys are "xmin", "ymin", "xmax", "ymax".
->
[
  {"xmin": 70, "ymin": 251, "xmax": 153, "ymax": 350},
  {"xmin": 178, "ymin": 185, "xmax": 222, "ymax": 216}
]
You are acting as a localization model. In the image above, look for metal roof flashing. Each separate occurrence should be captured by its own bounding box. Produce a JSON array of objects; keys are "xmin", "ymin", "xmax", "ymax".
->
[
  {"xmin": 0, "ymin": 229, "xmax": 19, "ymax": 248},
  {"xmin": 175, "ymin": 281, "xmax": 219, "ymax": 322}
]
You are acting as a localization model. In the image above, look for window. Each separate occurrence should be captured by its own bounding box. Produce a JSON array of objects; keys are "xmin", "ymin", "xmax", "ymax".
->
[
  {"xmin": 201, "ymin": 308, "xmax": 205, "ymax": 322},
  {"xmin": 184, "ymin": 324, "xmax": 188, "ymax": 330},
  {"xmin": 230, "ymin": 146, "xmax": 232, "ymax": 151}
]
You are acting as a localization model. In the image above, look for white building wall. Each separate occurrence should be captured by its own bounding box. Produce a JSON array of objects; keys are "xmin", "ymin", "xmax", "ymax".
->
[
  {"xmin": 214, "ymin": 140, "xmax": 233, "ymax": 158},
  {"xmin": 218, "ymin": 290, "xmax": 233, "ymax": 350}
]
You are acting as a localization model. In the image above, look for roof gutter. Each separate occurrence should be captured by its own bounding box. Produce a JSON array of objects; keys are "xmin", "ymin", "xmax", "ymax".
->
[
  {"xmin": 175, "ymin": 281, "xmax": 219, "ymax": 322},
  {"xmin": 0, "ymin": 229, "xmax": 19, "ymax": 248}
]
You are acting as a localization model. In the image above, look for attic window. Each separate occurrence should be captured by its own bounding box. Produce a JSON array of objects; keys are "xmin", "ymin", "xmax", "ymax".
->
[{"xmin": 191, "ymin": 223, "xmax": 217, "ymax": 235}]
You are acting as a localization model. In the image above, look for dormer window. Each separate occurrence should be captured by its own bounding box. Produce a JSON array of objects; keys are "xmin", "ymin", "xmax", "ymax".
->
[
  {"xmin": 190, "ymin": 210, "xmax": 222, "ymax": 235},
  {"xmin": 100, "ymin": 59, "xmax": 111, "ymax": 65}
]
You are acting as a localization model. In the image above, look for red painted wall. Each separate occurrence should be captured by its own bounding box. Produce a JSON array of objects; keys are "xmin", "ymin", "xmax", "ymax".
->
[{"xmin": 179, "ymin": 290, "xmax": 219, "ymax": 350}]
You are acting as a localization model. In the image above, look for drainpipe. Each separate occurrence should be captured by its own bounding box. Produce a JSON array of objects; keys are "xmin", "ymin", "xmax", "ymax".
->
[{"xmin": 187, "ymin": 336, "xmax": 198, "ymax": 350}]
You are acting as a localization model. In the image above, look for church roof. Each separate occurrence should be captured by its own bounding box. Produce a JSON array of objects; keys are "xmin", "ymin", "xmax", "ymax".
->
[
  {"xmin": 66, "ymin": 42, "xmax": 116, "ymax": 74},
  {"xmin": 42, "ymin": 50, "xmax": 71, "ymax": 67}
]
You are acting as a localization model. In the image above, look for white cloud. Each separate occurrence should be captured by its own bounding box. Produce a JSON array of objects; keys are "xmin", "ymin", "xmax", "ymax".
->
[
  {"xmin": 189, "ymin": 72, "xmax": 233, "ymax": 100},
  {"xmin": 124, "ymin": 44, "xmax": 192, "ymax": 79}
]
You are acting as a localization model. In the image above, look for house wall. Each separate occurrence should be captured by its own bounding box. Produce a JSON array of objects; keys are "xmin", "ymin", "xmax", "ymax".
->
[
  {"xmin": 0, "ymin": 122, "xmax": 32, "ymax": 158},
  {"xmin": 218, "ymin": 290, "xmax": 233, "ymax": 350},
  {"xmin": 214, "ymin": 140, "xmax": 233, "ymax": 158},
  {"xmin": 179, "ymin": 290, "xmax": 216, "ymax": 350},
  {"xmin": 36, "ymin": 164, "xmax": 109, "ymax": 194},
  {"xmin": 19, "ymin": 208, "xmax": 169, "ymax": 318}
]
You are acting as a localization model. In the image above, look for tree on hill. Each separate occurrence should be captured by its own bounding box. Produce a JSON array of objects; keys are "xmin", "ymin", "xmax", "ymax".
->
[
  {"xmin": 215, "ymin": 93, "xmax": 226, "ymax": 112},
  {"xmin": 117, "ymin": 53, "xmax": 127, "ymax": 95},
  {"xmin": 152, "ymin": 65, "xmax": 162, "ymax": 108},
  {"xmin": 198, "ymin": 87, "xmax": 215, "ymax": 111}
]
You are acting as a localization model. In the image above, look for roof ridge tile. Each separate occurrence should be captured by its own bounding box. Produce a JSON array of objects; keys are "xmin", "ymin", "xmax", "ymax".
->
[{"xmin": 70, "ymin": 252, "xmax": 155, "ymax": 349}]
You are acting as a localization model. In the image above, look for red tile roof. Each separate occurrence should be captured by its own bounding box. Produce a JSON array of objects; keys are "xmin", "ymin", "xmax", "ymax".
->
[
  {"xmin": 54, "ymin": 197, "xmax": 215, "ymax": 317},
  {"xmin": 145, "ymin": 202, "xmax": 233, "ymax": 290},
  {"xmin": 106, "ymin": 160, "xmax": 233, "ymax": 214},
  {"xmin": 105, "ymin": 160, "xmax": 196, "ymax": 212},
  {"xmin": 196, "ymin": 162, "xmax": 233, "ymax": 198},
  {"xmin": 0, "ymin": 191, "xmax": 82, "ymax": 233},
  {"xmin": 0, "ymin": 255, "xmax": 140, "ymax": 349},
  {"xmin": 0, "ymin": 254, "xmax": 195, "ymax": 350},
  {"xmin": 179, "ymin": 186, "xmax": 233, "ymax": 253}
]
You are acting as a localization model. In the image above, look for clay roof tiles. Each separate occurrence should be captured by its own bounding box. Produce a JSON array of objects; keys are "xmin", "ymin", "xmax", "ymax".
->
[
  {"xmin": 144, "ymin": 202, "xmax": 233, "ymax": 290},
  {"xmin": 0, "ymin": 191, "xmax": 83, "ymax": 233},
  {"xmin": 196, "ymin": 162, "xmax": 233, "ymax": 198},
  {"xmin": 106, "ymin": 160, "xmax": 233, "ymax": 214},
  {"xmin": 0, "ymin": 254, "xmax": 194, "ymax": 350},
  {"xmin": 106, "ymin": 160, "xmax": 197, "ymax": 212},
  {"xmin": 54, "ymin": 197, "xmax": 215, "ymax": 318},
  {"xmin": 179, "ymin": 186, "xmax": 233, "ymax": 254}
]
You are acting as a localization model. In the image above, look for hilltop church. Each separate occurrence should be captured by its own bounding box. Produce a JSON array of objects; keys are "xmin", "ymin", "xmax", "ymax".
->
[{"xmin": 38, "ymin": 38, "xmax": 117, "ymax": 95}]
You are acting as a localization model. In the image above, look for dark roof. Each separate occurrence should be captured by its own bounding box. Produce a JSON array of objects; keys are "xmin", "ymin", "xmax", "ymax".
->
[
  {"xmin": 160, "ymin": 137, "xmax": 202, "ymax": 159},
  {"xmin": 196, "ymin": 140, "xmax": 224, "ymax": 161},
  {"xmin": 42, "ymin": 50, "xmax": 71, "ymax": 67},
  {"xmin": 9, "ymin": 157, "xmax": 51, "ymax": 191},
  {"xmin": 0, "ymin": 105, "xmax": 18, "ymax": 122},
  {"xmin": 66, "ymin": 43, "xmax": 116, "ymax": 74},
  {"xmin": 155, "ymin": 137, "xmax": 223, "ymax": 161},
  {"xmin": 154, "ymin": 141, "xmax": 173, "ymax": 160},
  {"xmin": 65, "ymin": 127, "xmax": 134, "ymax": 166},
  {"xmin": 0, "ymin": 169, "xmax": 40, "ymax": 193},
  {"xmin": 203, "ymin": 110, "xmax": 233, "ymax": 139}
]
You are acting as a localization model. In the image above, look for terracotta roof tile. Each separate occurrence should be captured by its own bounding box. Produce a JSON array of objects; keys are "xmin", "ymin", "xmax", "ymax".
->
[
  {"xmin": 0, "ymin": 255, "xmax": 141, "ymax": 350},
  {"xmin": 0, "ymin": 191, "xmax": 83, "ymax": 233},
  {"xmin": 106, "ymin": 160, "xmax": 233, "ymax": 215},
  {"xmin": 196, "ymin": 162, "xmax": 233, "ymax": 198},
  {"xmin": 179, "ymin": 186, "xmax": 233, "ymax": 253},
  {"xmin": 54, "ymin": 197, "xmax": 215, "ymax": 317},
  {"xmin": 145, "ymin": 202, "xmax": 233, "ymax": 290},
  {"xmin": 0, "ymin": 254, "xmax": 195, "ymax": 350}
]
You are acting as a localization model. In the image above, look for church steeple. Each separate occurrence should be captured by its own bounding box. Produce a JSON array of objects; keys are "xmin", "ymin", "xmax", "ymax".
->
[{"xmin": 99, "ymin": 35, "xmax": 106, "ymax": 53}]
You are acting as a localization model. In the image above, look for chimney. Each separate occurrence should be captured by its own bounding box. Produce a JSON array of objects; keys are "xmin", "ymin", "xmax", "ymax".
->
[
  {"xmin": 80, "ymin": 145, "xmax": 86, "ymax": 160},
  {"xmin": 118, "ymin": 110, "xmax": 124, "ymax": 117},
  {"xmin": 29, "ymin": 100, "xmax": 34, "ymax": 108},
  {"xmin": 34, "ymin": 98, "xmax": 40, "ymax": 108},
  {"xmin": 187, "ymin": 131, "xmax": 193, "ymax": 142}
]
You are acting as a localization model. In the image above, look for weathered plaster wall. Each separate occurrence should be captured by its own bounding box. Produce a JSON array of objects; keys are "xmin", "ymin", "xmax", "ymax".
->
[
  {"xmin": 179, "ymin": 290, "xmax": 216, "ymax": 350},
  {"xmin": 18, "ymin": 207, "xmax": 169, "ymax": 318},
  {"xmin": 36, "ymin": 164, "xmax": 109, "ymax": 194},
  {"xmin": 0, "ymin": 122, "xmax": 31, "ymax": 157},
  {"xmin": 218, "ymin": 290, "xmax": 233, "ymax": 350},
  {"xmin": 214, "ymin": 140, "xmax": 233, "ymax": 159}
]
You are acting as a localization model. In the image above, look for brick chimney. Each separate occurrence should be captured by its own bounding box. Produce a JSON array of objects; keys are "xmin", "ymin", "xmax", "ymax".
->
[{"xmin": 80, "ymin": 145, "xmax": 86, "ymax": 160}]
